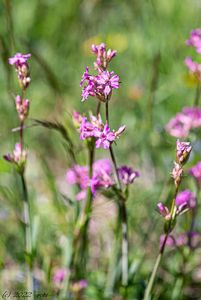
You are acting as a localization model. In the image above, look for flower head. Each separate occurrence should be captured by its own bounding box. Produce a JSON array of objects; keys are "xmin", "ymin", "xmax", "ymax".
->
[
  {"xmin": 186, "ymin": 29, "xmax": 201, "ymax": 53},
  {"xmin": 9, "ymin": 52, "xmax": 31, "ymax": 89},
  {"xmin": 9, "ymin": 53, "xmax": 31, "ymax": 67},
  {"xmin": 53, "ymin": 268, "xmax": 67, "ymax": 284},
  {"xmin": 176, "ymin": 189, "xmax": 197, "ymax": 214},
  {"xmin": 118, "ymin": 166, "xmax": 140, "ymax": 185},
  {"xmin": 176, "ymin": 140, "xmax": 192, "ymax": 165},
  {"xmin": 80, "ymin": 68, "xmax": 119, "ymax": 102},
  {"xmin": 172, "ymin": 162, "xmax": 183, "ymax": 187},
  {"xmin": 157, "ymin": 203, "xmax": 171, "ymax": 220},
  {"xmin": 91, "ymin": 43, "xmax": 117, "ymax": 70},
  {"xmin": 4, "ymin": 143, "xmax": 27, "ymax": 173}
]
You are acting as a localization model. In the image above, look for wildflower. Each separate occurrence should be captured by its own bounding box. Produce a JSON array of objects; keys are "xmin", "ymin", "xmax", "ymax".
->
[
  {"xmin": 189, "ymin": 161, "xmax": 201, "ymax": 188},
  {"xmin": 8, "ymin": 52, "xmax": 31, "ymax": 67},
  {"xmin": 78, "ymin": 114, "xmax": 125, "ymax": 149},
  {"xmin": 15, "ymin": 95, "xmax": 29, "ymax": 122},
  {"xmin": 175, "ymin": 189, "xmax": 197, "ymax": 214},
  {"xmin": 66, "ymin": 165, "xmax": 89, "ymax": 201},
  {"xmin": 186, "ymin": 29, "xmax": 201, "ymax": 53},
  {"xmin": 80, "ymin": 68, "xmax": 119, "ymax": 102},
  {"xmin": 157, "ymin": 203, "xmax": 171, "ymax": 220},
  {"xmin": 91, "ymin": 159, "xmax": 114, "ymax": 194},
  {"xmin": 9, "ymin": 52, "xmax": 31, "ymax": 89},
  {"xmin": 91, "ymin": 43, "xmax": 117, "ymax": 70},
  {"xmin": 165, "ymin": 107, "xmax": 201, "ymax": 138},
  {"xmin": 184, "ymin": 57, "xmax": 201, "ymax": 81},
  {"xmin": 66, "ymin": 159, "xmax": 114, "ymax": 200},
  {"xmin": 118, "ymin": 166, "xmax": 140, "ymax": 185},
  {"xmin": 53, "ymin": 268, "xmax": 67, "ymax": 284},
  {"xmin": 176, "ymin": 140, "xmax": 192, "ymax": 165},
  {"xmin": 4, "ymin": 143, "xmax": 27, "ymax": 173}
]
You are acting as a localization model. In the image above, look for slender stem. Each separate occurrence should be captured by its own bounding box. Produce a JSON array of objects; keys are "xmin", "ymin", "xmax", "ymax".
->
[
  {"xmin": 194, "ymin": 82, "xmax": 201, "ymax": 106},
  {"xmin": 143, "ymin": 253, "xmax": 162, "ymax": 300},
  {"xmin": 143, "ymin": 182, "xmax": 180, "ymax": 300},
  {"xmin": 21, "ymin": 173, "xmax": 34, "ymax": 299},
  {"xmin": 105, "ymin": 102, "xmax": 128, "ymax": 287}
]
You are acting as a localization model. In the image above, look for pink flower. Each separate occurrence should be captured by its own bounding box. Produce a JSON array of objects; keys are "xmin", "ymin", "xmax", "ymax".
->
[
  {"xmin": 66, "ymin": 159, "xmax": 114, "ymax": 200},
  {"xmin": 96, "ymin": 71, "xmax": 119, "ymax": 97},
  {"xmin": 8, "ymin": 52, "xmax": 31, "ymax": 67},
  {"xmin": 8, "ymin": 52, "xmax": 31, "ymax": 89},
  {"xmin": 165, "ymin": 107, "xmax": 201, "ymax": 138},
  {"xmin": 176, "ymin": 189, "xmax": 197, "ymax": 214},
  {"xmin": 157, "ymin": 203, "xmax": 171, "ymax": 220},
  {"xmin": 77, "ymin": 113, "xmax": 125, "ymax": 149},
  {"xmin": 186, "ymin": 29, "xmax": 201, "ymax": 53},
  {"xmin": 171, "ymin": 162, "xmax": 183, "ymax": 187},
  {"xmin": 91, "ymin": 43, "xmax": 117, "ymax": 70},
  {"xmin": 4, "ymin": 143, "xmax": 27, "ymax": 173},
  {"xmin": 118, "ymin": 166, "xmax": 140, "ymax": 185},
  {"xmin": 189, "ymin": 161, "xmax": 201, "ymax": 188},
  {"xmin": 53, "ymin": 268, "xmax": 67, "ymax": 284},
  {"xmin": 80, "ymin": 68, "xmax": 120, "ymax": 102},
  {"xmin": 176, "ymin": 140, "xmax": 192, "ymax": 165}
]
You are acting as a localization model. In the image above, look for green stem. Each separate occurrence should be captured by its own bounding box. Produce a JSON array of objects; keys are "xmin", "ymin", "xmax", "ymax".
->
[
  {"xmin": 194, "ymin": 82, "xmax": 201, "ymax": 106},
  {"xmin": 143, "ymin": 253, "xmax": 162, "ymax": 300},
  {"xmin": 21, "ymin": 173, "xmax": 34, "ymax": 299},
  {"xmin": 106, "ymin": 102, "xmax": 128, "ymax": 287},
  {"xmin": 143, "ymin": 182, "xmax": 180, "ymax": 300}
]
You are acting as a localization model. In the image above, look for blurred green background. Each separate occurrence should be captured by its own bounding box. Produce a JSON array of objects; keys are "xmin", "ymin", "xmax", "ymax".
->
[{"xmin": 0, "ymin": 0, "xmax": 201, "ymax": 299}]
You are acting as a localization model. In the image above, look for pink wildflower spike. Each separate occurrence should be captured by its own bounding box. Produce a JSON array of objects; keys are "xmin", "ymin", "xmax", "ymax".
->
[
  {"xmin": 176, "ymin": 140, "xmax": 192, "ymax": 165},
  {"xmin": 118, "ymin": 166, "xmax": 140, "ymax": 185},
  {"xmin": 9, "ymin": 52, "xmax": 31, "ymax": 89},
  {"xmin": 189, "ymin": 161, "xmax": 201, "ymax": 188},
  {"xmin": 157, "ymin": 203, "xmax": 171, "ymax": 220}
]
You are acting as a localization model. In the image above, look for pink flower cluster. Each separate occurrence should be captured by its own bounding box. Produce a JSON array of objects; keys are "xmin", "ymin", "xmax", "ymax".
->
[
  {"xmin": 165, "ymin": 107, "xmax": 201, "ymax": 138},
  {"xmin": 66, "ymin": 159, "xmax": 140, "ymax": 200},
  {"xmin": 4, "ymin": 143, "xmax": 27, "ymax": 171},
  {"xmin": 80, "ymin": 43, "xmax": 119, "ymax": 102},
  {"xmin": 74, "ymin": 112, "xmax": 125, "ymax": 149},
  {"xmin": 9, "ymin": 52, "xmax": 31, "ymax": 89},
  {"xmin": 66, "ymin": 159, "xmax": 114, "ymax": 201},
  {"xmin": 157, "ymin": 189, "xmax": 196, "ymax": 220},
  {"xmin": 185, "ymin": 29, "xmax": 201, "ymax": 80}
]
